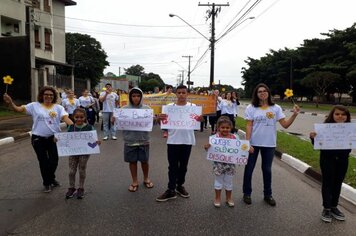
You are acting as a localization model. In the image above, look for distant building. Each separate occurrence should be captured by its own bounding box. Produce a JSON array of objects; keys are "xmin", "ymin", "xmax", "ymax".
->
[{"xmin": 0, "ymin": 0, "xmax": 76, "ymax": 102}]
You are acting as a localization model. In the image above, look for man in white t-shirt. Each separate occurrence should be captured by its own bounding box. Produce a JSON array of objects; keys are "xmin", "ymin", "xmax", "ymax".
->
[
  {"xmin": 156, "ymin": 85, "xmax": 204, "ymax": 202},
  {"xmin": 99, "ymin": 83, "xmax": 119, "ymax": 140}
]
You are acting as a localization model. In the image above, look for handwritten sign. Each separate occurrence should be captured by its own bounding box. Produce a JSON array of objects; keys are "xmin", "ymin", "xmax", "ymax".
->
[
  {"xmin": 207, "ymin": 136, "xmax": 250, "ymax": 165},
  {"xmin": 113, "ymin": 108, "xmax": 153, "ymax": 131},
  {"xmin": 55, "ymin": 130, "xmax": 100, "ymax": 157},
  {"xmin": 161, "ymin": 105, "xmax": 202, "ymax": 130},
  {"xmin": 314, "ymin": 123, "xmax": 356, "ymax": 150}
]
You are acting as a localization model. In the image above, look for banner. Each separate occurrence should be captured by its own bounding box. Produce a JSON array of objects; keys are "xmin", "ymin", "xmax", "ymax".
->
[
  {"xmin": 313, "ymin": 123, "xmax": 356, "ymax": 150},
  {"xmin": 160, "ymin": 105, "xmax": 202, "ymax": 130},
  {"xmin": 113, "ymin": 108, "xmax": 153, "ymax": 131},
  {"xmin": 55, "ymin": 130, "xmax": 100, "ymax": 157},
  {"xmin": 207, "ymin": 136, "xmax": 250, "ymax": 165},
  {"xmin": 120, "ymin": 93, "xmax": 216, "ymax": 115}
]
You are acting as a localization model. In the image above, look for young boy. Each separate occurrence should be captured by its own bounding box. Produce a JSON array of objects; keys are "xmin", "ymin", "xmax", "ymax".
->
[
  {"xmin": 156, "ymin": 85, "xmax": 204, "ymax": 201},
  {"xmin": 121, "ymin": 87, "xmax": 154, "ymax": 192}
]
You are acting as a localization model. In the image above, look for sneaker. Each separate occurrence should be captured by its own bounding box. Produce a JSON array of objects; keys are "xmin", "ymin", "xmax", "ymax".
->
[
  {"xmin": 112, "ymin": 136, "xmax": 117, "ymax": 140},
  {"xmin": 176, "ymin": 186, "xmax": 190, "ymax": 198},
  {"xmin": 65, "ymin": 188, "xmax": 76, "ymax": 199},
  {"xmin": 43, "ymin": 185, "xmax": 52, "ymax": 193},
  {"xmin": 264, "ymin": 196, "xmax": 276, "ymax": 206},
  {"xmin": 243, "ymin": 195, "xmax": 252, "ymax": 205},
  {"xmin": 331, "ymin": 207, "xmax": 345, "ymax": 221},
  {"xmin": 103, "ymin": 136, "xmax": 108, "ymax": 141},
  {"xmin": 321, "ymin": 209, "xmax": 332, "ymax": 223},
  {"xmin": 76, "ymin": 188, "xmax": 84, "ymax": 199},
  {"xmin": 51, "ymin": 180, "xmax": 61, "ymax": 188},
  {"xmin": 156, "ymin": 190, "xmax": 177, "ymax": 202}
]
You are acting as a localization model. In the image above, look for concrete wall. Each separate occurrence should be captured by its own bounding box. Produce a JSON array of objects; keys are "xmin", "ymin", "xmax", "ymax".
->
[{"xmin": 0, "ymin": 0, "xmax": 26, "ymax": 37}]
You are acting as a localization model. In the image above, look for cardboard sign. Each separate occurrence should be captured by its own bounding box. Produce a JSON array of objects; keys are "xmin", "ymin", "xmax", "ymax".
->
[
  {"xmin": 207, "ymin": 136, "xmax": 250, "ymax": 165},
  {"xmin": 113, "ymin": 108, "xmax": 153, "ymax": 131},
  {"xmin": 160, "ymin": 105, "xmax": 202, "ymax": 130},
  {"xmin": 55, "ymin": 130, "xmax": 100, "ymax": 157},
  {"xmin": 314, "ymin": 123, "xmax": 356, "ymax": 150}
]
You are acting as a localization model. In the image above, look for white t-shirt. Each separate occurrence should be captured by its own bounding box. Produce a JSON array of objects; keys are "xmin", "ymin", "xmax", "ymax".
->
[
  {"xmin": 244, "ymin": 104, "xmax": 285, "ymax": 147},
  {"xmin": 220, "ymin": 99, "xmax": 237, "ymax": 116},
  {"xmin": 24, "ymin": 102, "xmax": 68, "ymax": 137},
  {"xmin": 166, "ymin": 102, "xmax": 196, "ymax": 145},
  {"xmin": 100, "ymin": 92, "xmax": 119, "ymax": 112},
  {"xmin": 61, "ymin": 98, "xmax": 80, "ymax": 115},
  {"xmin": 78, "ymin": 96, "xmax": 94, "ymax": 108}
]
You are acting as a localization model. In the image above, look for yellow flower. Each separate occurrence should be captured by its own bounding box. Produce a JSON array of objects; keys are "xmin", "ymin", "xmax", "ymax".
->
[
  {"xmin": 241, "ymin": 144, "xmax": 249, "ymax": 151},
  {"xmin": 222, "ymin": 88, "xmax": 225, "ymax": 92},
  {"xmin": 266, "ymin": 111, "xmax": 275, "ymax": 119},
  {"xmin": 102, "ymin": 87, "xmax": 107, "ymax": 91},
  {"xmin": 49, "ymin": 111, "xmax": 57, "ymax": 118},
  {"xmin": 284, "ymin": 88, "xmax": 293, "ymax": 98},
  {"xmin": 3, "ymin": 75, "xmax": 14, "ymax": 85}
]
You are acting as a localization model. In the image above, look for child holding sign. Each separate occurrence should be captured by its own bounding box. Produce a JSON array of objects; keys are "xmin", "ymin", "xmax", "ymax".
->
[
  {"xmin": 65, "ymin": 108, "xmax": 101, "ymax": 199},
  {"xmin": 204, "ymin": 116, "xmax": 237, "ymax": 207},
  {"xmin": 309, "ymin": 105, "xmax": 352, "ymax": 223}
]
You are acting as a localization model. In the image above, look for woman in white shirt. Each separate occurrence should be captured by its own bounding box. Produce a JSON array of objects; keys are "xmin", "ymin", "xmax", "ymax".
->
[
  {"xmin": 3, "ymin": 86, "xmax": 73, "ymax": 193},
  {"xmin": 220, "ymin": 92, "xmax": 237, "ymax": 133},
  {"xmin": 61, "ymin": 89, "xmax": 80, "ymax": 122},
  {"xmin": 79, "ymin": 89, "xmax": 96, "ymax": 125},
  {"xmin": 242, "ymin": 83, "xmax": 299, "ymax": 206}
]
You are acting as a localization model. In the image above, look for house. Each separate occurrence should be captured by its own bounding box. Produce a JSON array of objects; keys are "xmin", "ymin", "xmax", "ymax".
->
[{"xmin": 0, "ymin": 0, "xmax": 76, "ymax": 102}]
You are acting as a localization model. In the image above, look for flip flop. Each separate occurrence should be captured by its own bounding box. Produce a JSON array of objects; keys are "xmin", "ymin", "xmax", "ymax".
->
[
  {"xmin": 143, "ymin": 181, "xmax": 154, "ymax": 188},
  {"xmin": 128, "ymin": 184, "xmax": 139, "ymax": 192}
]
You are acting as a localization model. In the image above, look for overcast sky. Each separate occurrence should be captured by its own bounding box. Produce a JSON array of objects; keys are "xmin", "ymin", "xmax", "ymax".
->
[{"xmin": 65, "ymin": 0, "xmax": 356, "ymax": 89}]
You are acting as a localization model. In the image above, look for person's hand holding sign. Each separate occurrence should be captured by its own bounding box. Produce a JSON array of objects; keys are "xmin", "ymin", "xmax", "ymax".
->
[{"xmin": 158, "ymin": 113, "xmax": 168, "ymax": 124}]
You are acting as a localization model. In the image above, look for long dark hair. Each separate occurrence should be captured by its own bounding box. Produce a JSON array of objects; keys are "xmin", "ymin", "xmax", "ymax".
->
[
  {"xmin": 251, "ymin": 83, "xmax": 275, "ymax": 107},
  {"xmin": 324, "ymin": 105, "xmax": 351, "ymax": 123},
  {"xmin": 37, "ymin": 86, "xmax": 58, "ymax": 103}
]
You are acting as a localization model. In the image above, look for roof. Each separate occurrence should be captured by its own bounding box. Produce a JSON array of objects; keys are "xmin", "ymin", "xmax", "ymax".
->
[
  {"xmin": 57, "ymin": 0, "xmax": 77, "ymax": 6},
  {"xmin": 35, "ymin": 57, "xmax": 73, "ymax": 68}
]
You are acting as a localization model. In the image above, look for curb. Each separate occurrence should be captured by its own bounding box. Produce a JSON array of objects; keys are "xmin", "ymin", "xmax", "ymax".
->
[
  {"xmin": 238, "ymin": 129, "xmax": 356, "ymax": 206},
  {"xmin": 0, "ymin": 122, "xmax": 66, "ymax": 146}
]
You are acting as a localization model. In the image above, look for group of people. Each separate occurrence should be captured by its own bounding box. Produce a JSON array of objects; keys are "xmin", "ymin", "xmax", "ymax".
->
[{"xmin": 2, "ymin": 82, "xmax": 352, "ymax": 223}]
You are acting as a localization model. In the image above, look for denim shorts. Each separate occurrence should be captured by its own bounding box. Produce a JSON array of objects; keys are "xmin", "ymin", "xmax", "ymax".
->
[{"xmin": 124, "ymin": 144, "xmax": 150, "ymax": 163}]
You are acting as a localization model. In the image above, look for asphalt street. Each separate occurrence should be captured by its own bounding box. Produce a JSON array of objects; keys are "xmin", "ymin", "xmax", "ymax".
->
[{"xmin": 0, "ymin": 124, "xmax": 355, "ymax": 236}]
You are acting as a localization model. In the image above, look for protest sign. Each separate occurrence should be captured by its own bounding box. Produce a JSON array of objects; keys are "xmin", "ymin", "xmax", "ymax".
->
[
  {"xmin": 207, "ymin": 136, "xmax": 250, "ymax": 165},
  {"xmin": 314, "ymin": 123, "xmax": 356, "ymax": 150},
  {"xmin": 55, "ymin": 130, "xmax": 100, "ymax": 157},
  {"xmin": 160, "ymin": 105, "xmax": 202, "ymax": 130},
  {"xmin": 113, "ymin": 108, "xmax": 153, "ymax": 131}
]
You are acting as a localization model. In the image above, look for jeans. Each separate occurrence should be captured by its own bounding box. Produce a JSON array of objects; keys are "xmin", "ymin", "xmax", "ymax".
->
[
  {"xmin": 320, "ymin": 152, "xmax": 349, "ymax": 208},
  {"xmin": 102, "ymin": 112, "xmax": 116, "ymax": 137},
  {"xmin": 31, "ymin": 135, "xmax": 59, "ymax": 186},
  {"xmin": 243, "ymin": 146, "xmax": 275, "ymax": 197},
  {"xmin": 167, "ymin": 144, "xmax": 192, "ymax": 191}
]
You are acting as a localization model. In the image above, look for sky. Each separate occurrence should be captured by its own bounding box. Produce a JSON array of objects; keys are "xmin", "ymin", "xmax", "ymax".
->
[{"xmin": 65, "ymin": 0, "xmax": 356, "ymax": 89}]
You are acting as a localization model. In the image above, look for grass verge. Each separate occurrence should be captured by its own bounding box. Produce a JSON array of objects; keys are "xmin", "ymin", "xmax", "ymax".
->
[{"xmin": 236, "ymin": 117, "xmax": 356, "ymax": 188}]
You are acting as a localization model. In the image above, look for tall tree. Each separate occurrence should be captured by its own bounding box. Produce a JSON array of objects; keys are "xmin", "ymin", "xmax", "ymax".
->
[{"xmin": 125, "ymin": 65, "xmax": 145, "ymax": 76}]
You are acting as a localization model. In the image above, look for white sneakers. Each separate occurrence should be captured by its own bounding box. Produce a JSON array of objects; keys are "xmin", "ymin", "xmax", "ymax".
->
[{"xmin": 112, "ymin": 136, "xmax": 117, "ymax": 140}]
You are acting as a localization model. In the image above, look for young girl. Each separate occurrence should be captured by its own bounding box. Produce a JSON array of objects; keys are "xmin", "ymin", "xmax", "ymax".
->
[
  {"xmin": 204, "ymin": 116, "xmax": 237, "ymax": 207},
  {"xmin": 309, "ymin": 105, "xmax": 351, "ymax": 223},
  {"xmin": 65, "ymin": 108, "xmax": 100, "ymax": 199}
]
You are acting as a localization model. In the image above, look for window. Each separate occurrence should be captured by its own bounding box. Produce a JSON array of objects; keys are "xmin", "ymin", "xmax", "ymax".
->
[
  {"xmin": 33, "ymin": 0, "xmax": 40, "ymax": 9},
  {"xmin": 44, "ymin": 0, "xmax": 51, "ymax": 13},
  {"xmin": 44, "ymin": 28, "xmax": 52, "ymax": 51},
  {"xmin": 35, "ymin": 28, "xmax": 40, "ymax": 48}
]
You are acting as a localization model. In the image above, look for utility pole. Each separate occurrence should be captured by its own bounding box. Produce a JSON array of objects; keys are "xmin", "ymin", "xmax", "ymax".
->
[
  {"xmin": 199, "ymin": 2, "xmax": 229, "ymax": 89},
  {"xmin": 179, "ymin": 70, "xmax": 185, "ymax": 85},
  {"xmin": 182, "ymin": 55, "xmax": 193, "ymax": 91},
  {"xmin": 290, "ymin": 58, "xmax": 293, "ymax": 89}
]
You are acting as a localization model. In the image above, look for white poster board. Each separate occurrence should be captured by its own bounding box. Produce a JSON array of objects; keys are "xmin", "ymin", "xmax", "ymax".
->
[
  {"xmin": 314, "ymin": 123, "xmax": 356, "ymax": 150},
  {"xmin": 161, "ymin": 105, "xmax": 202, "ymax": 130},
  {"xmin": 55, "ymin": 130, "xmax": 100, "ymax": 157},
  {"xmin": 113, "ymin": 108, "xmax": 153, "ymax": 131},
  {"xmin": 207, "ymin": 136, "xmax": 250, "ymax": 165}
]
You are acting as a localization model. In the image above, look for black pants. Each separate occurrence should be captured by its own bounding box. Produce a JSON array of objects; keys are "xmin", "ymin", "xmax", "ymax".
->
[
  {"xmin": 320, "ymin": 153, "xmax": 349, "ymax": 208},
  {"xmin": 209, "ymin": 115, "xmax": 217, "ymax": 133},
  {"xmin": 200, "ymin": 116, "xmax": 208, "ymax": 132},
  {"xmin": 167, "ymin": 144, "xmax": 192, "ymax": 190},
  {"xmin": 31, "ymin": 135, "xmax": 59, "ymax": 186}
]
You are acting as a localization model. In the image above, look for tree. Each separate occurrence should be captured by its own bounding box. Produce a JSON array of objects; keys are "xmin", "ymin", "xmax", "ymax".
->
[
  {"xmin": 105, "ymin": 72, "xmax": 117, "ymax": 77},
  {"xmin": 63, "ymin": 33, "xmax": 109, "ymax": 87},
  {"xmin": 125, "ymin": 65, "xmax": 145, "ymax": 76}
]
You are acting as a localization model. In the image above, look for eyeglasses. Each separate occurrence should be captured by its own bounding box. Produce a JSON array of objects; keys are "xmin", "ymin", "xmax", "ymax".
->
[
  {"xmin": 43, "ymin": 94, "xmax": 54, "ymax": 97},
  {"xmin": 257, "ymin": 90, "xmax": 267, "ymax": 93}
]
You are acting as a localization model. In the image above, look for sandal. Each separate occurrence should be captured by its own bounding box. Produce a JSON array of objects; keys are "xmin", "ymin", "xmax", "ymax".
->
[
  {"xmin": 128, "ymin": 184, "xmax": 139, "ymax": 192},
  {"xmin": 143, "ymin": 181, "xmax": 154, "ymax": 188}
]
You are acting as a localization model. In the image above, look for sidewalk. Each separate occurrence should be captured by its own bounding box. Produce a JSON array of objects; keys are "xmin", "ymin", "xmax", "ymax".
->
[{"xmin": 0, "ymin": 115, "xmax": 32, "ymax": 141}]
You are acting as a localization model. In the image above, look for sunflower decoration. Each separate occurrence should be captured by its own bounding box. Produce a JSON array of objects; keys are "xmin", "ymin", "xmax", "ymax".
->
[
  {"xmin": 3, "ymin": 75, "xmax": 14, "ymax": 93},
  {"xmin": 49, "ymin": 111, "xmax": 57, "ymax": 118},
  {"xmin": 266, "ymin": 111, "xmax": 275, "ymax": 119},
  {"xmin": 68, "ymin": 98, "xmax": 75, "ymax": 106},
  {"xmin": 241, "ymin": 143, "xmax": 249, "ymax": 151},
  {"xmin": 284, "ymin": 88, "xmax": 296, "ymax": 105}
]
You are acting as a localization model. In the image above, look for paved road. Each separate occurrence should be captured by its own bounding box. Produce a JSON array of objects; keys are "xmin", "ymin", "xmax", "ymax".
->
[
  {"xmin": 0, "ymin": 116, "xmax": 32, "ymax": 140},
  {"xmin": 0, "ymin": 125, "xmax": 355, "ymax": 235}
]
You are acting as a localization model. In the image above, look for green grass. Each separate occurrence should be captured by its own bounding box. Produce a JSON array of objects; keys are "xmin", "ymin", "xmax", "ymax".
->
[
  {"xmin": 236, "ymin": 117, "xmax": 356, "ymax": 188},
  {"xmin": 0, "ymin": 105, "xmax": 24, "ymax": 118}
]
